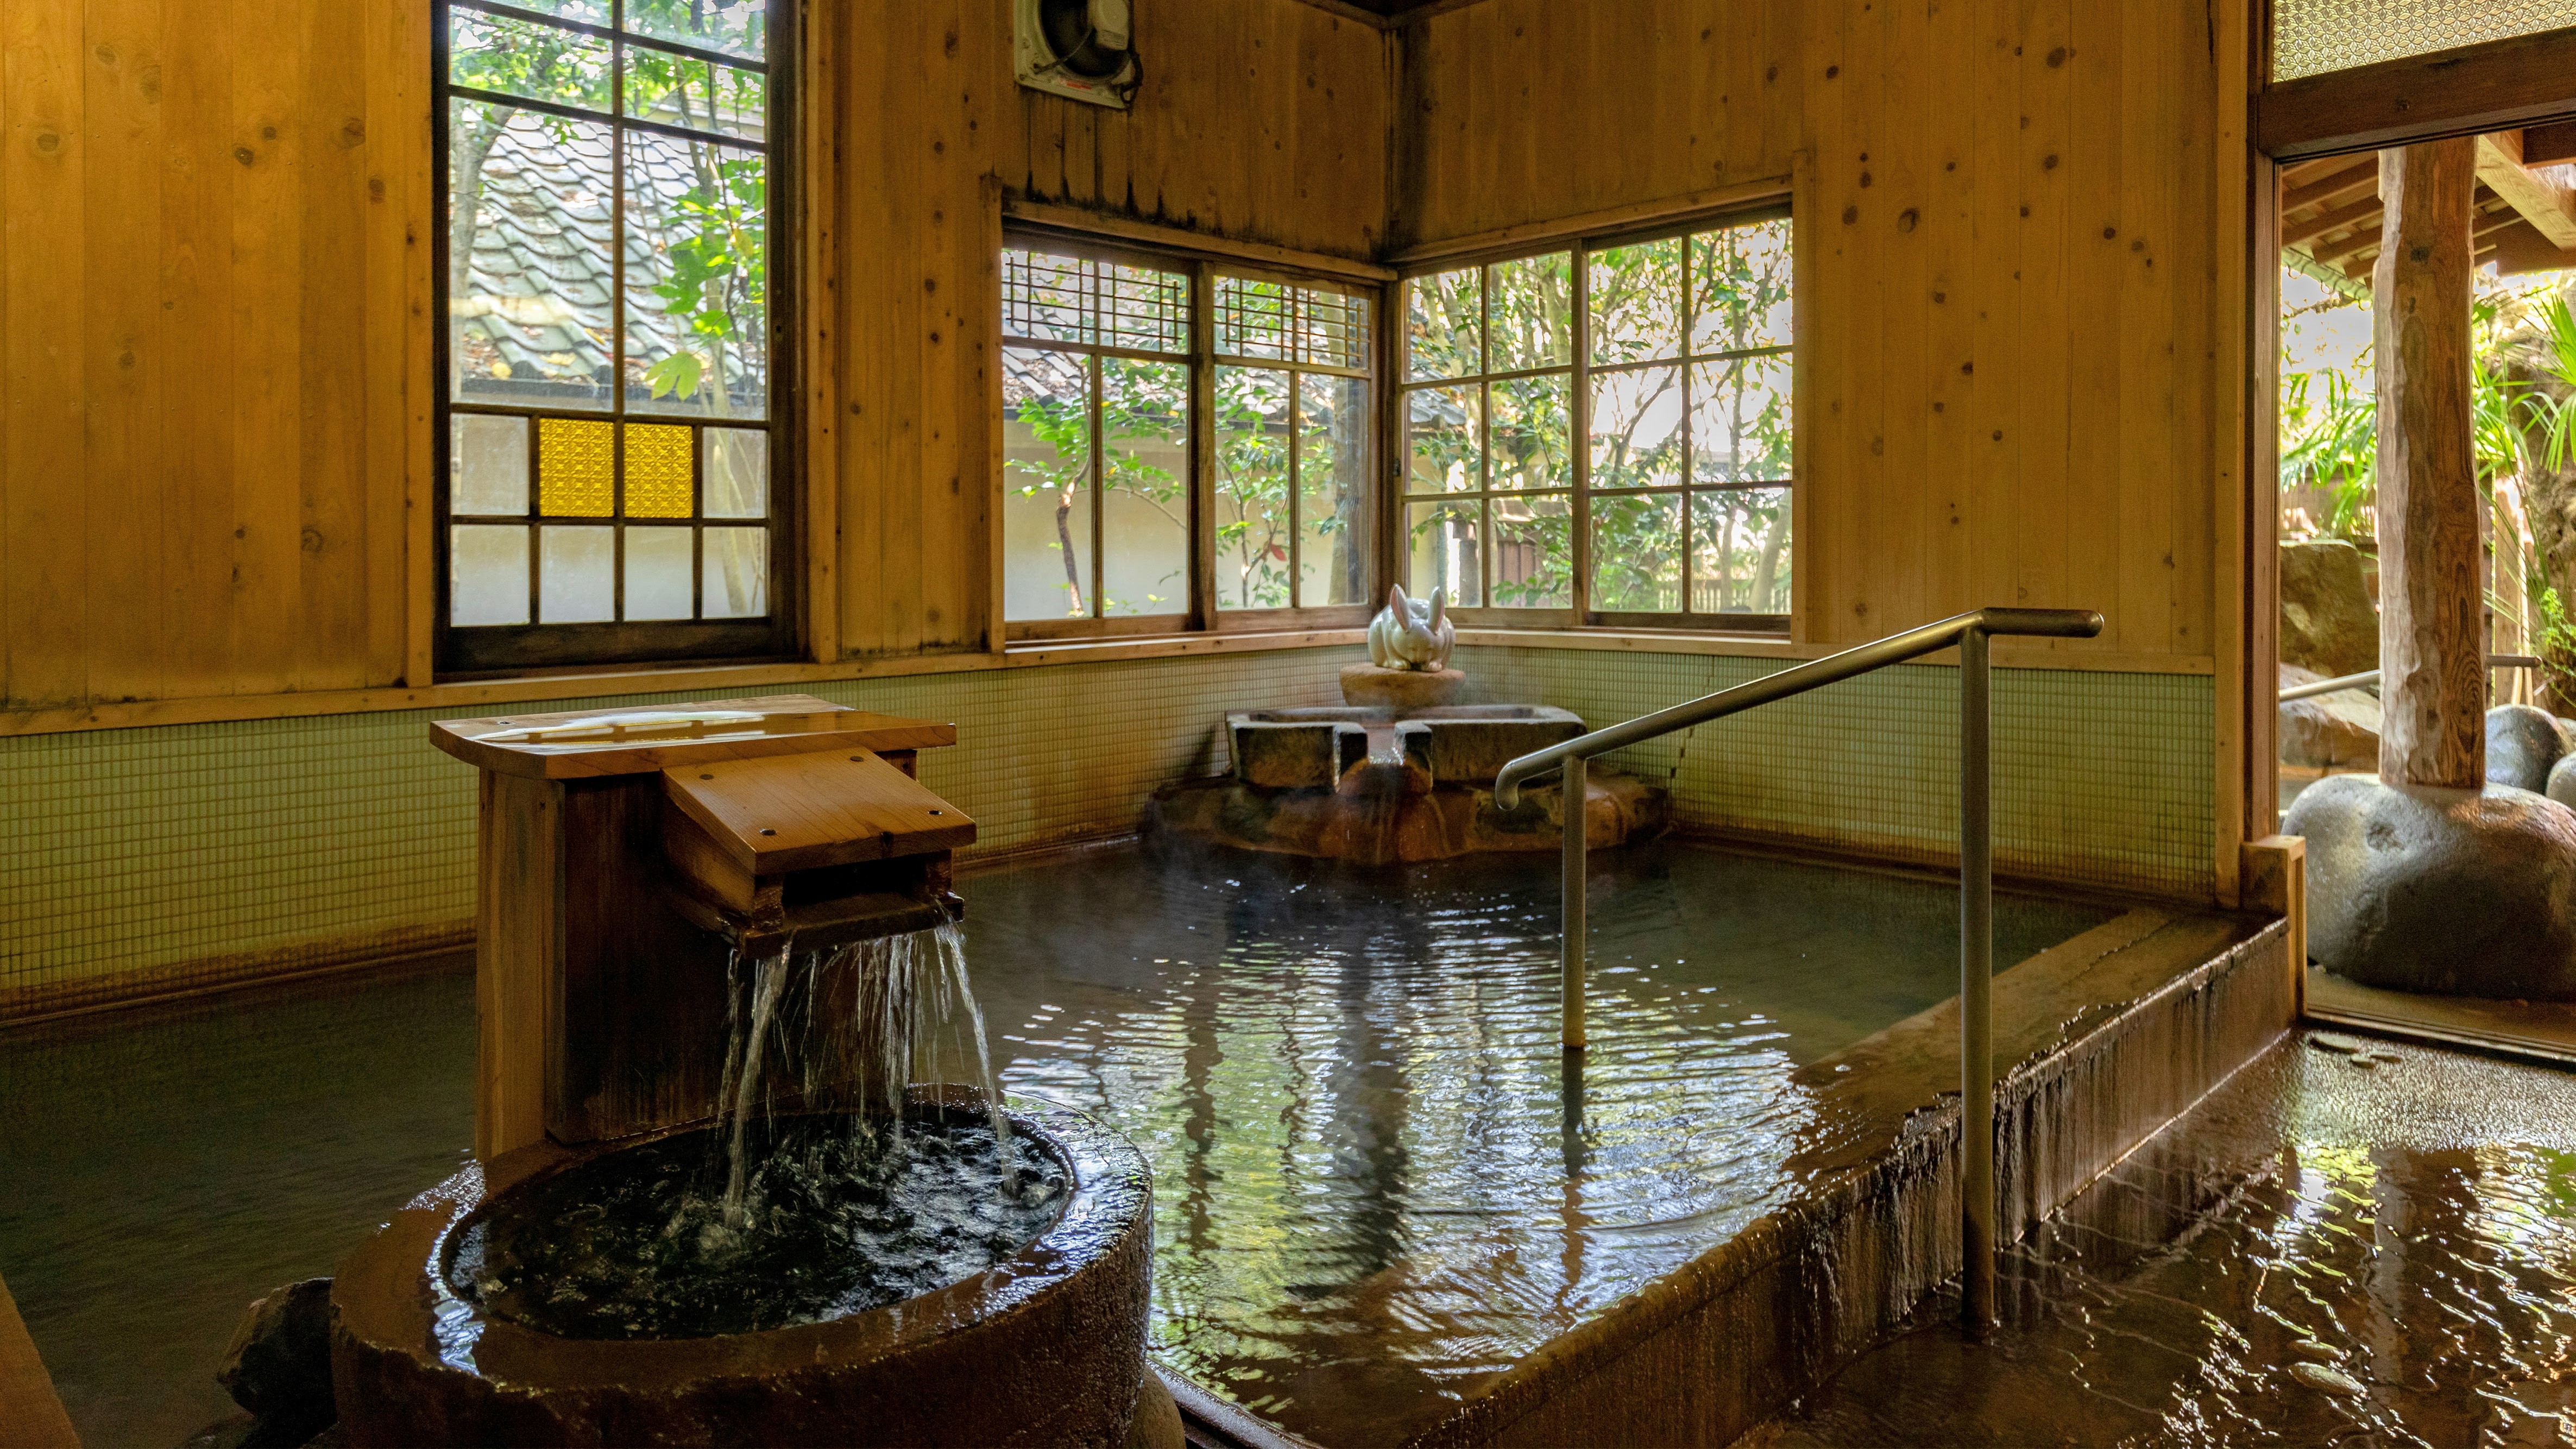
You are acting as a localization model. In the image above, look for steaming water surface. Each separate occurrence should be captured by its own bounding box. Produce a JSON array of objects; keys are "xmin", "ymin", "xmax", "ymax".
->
[
  {"xmin": 0, "ymin": 840, "xmax": 2103, "ymax": 1446},
  {"xmin": 958, "ymin": 841, "xmax": 2111, "ymax": 1444}
]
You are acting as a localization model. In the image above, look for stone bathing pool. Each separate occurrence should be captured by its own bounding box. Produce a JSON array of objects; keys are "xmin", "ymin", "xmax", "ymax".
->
[{"xmin": 3, "ymin": 839, "xmax": 2119, "ymax": 1445}]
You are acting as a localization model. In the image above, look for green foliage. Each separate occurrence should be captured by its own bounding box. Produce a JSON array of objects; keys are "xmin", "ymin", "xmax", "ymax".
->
[
  {"xmin": 2280, "ymin": 285, "xmax": 2534, "ymax": 539},
  {"xmin": 1406, "ymin": 223, "xmax": 1792, "ymax": 612},
  {"xmin": 1006, "ymin": 355, "xmax": 1189, "ymax": 616}
]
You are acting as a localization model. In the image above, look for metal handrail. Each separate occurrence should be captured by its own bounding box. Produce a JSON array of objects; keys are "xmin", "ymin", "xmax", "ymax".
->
[
  {"xmin": 1494, "ymin": 604, "xmax": 2102, "ymax": 1334},
  {"xmin": 2277, "ymin": 656, "xmax": 2542, "ymax": 704}
]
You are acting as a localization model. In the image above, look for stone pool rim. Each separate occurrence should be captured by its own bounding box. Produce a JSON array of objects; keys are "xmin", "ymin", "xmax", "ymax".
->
[{"xmin": 330, "ymin": 1090, "xmax": 1156, "ymax": 1448}]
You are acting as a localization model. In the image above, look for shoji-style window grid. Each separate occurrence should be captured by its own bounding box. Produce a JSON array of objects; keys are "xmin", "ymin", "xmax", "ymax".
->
[
  {"xmin": 1399, "ymin": 207, "xmax": 1793, "ymax": 631},
  {"xmin": 1211, "ymin": 275, "xmax": 1376, "ymax": 614},
  {"xmin": 1000, "ymin": 236, "xmax": 1379, "ymax": 639},
  {"xmin": 436, "ymin": 0, "xmax": 793, "ymax": 673}
]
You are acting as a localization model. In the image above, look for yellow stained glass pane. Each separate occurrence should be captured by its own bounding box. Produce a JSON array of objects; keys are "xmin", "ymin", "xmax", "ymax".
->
[
  {"xmin": 537, "ymin": 418, "xmax": 615, "ymax": 517},
  {"xmin": 625, "ymin": 423, "xmax": 695, "ymax": 519}
]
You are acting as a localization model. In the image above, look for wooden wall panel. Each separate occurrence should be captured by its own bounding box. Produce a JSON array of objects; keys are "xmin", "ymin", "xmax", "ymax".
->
[
  {"xmin": 0, "ymin": 0, "xmax": 421, "ymax": 711},
  {"xmin": 1396, "ymin": 0, "xmax": 2231, "ymax": 662},
  {"xmin": 833, "ymin": 0, "xmax": 1392, "ymax": 658}
]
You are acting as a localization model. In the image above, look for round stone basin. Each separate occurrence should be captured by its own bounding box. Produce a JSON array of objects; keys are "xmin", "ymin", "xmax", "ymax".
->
[{"xmin": 331, "ymin": 1095, "xmax": 1155, "ymax": 1447}]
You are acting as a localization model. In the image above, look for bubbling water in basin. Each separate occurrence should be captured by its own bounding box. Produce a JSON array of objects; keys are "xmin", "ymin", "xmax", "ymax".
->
[{"xmin": 450, "ymin": 919, "xmax": 1067, "ymax": 1340}]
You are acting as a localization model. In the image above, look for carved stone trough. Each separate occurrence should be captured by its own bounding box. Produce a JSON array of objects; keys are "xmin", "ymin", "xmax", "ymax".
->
[{"xmin": 1149, "ymin": 704, "xmax": 1666, "ymax": 865}]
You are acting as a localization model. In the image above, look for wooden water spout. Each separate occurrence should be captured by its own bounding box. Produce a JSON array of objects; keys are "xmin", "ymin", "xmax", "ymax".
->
[{"xmin": 430, "ymin": 694, "xmax": 976, "ymax": 1160}]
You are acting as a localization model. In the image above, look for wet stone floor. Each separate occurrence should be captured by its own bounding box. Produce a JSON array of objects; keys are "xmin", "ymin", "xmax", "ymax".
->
[{"xmin": 1749, "ymin": 1031, "xmax": 2576, "ymax": 1449}]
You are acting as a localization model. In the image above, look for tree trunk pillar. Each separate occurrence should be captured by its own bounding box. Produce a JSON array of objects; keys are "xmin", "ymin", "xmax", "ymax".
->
[{"xmin": 2374, "ymin": 138, "xmax": 2485, "ymax": 790}]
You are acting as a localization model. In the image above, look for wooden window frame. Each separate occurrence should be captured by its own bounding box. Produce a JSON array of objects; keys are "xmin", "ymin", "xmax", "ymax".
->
[
  {"xmin": 1001, "ymin": 225, "xmax": 1382, "ymax": 644},
  {"xmin": 432, "ymin": 0, "xmax": 801, "ymax": 678},
  {"xmin": 1391, "ymin": 202, "xmax": 1796, "ymax": 635}
]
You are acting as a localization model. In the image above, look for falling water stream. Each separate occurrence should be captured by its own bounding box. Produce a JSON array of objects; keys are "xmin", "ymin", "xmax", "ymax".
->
[{"xmin": 451, "ymin": 916, "xmax": 1067, "ymax": 1340}]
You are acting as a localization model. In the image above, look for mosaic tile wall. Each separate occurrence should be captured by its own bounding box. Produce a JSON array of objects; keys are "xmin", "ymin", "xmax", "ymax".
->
[
  {"xmin": 0, "ymin": 643, "xmax": 2212, "ymax": 1006},
  {"xmin": 1451, "ymin": 645, "xmax": 2215, "ymax": 900}
]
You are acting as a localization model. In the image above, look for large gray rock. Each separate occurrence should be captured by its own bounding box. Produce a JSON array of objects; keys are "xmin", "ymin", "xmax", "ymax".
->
[
  {"xmin": 2285, "ymin": 773, "xmax": 2576, "ymax": 999},
  {"xmin": 2279, "ymin": 539, "xmax": 2379, "ymax": 680},
  {"xmin": 2489, "ymin": 704, "xmax": 2571, "ymax": 792},
  {"xmin": 2550, "ymin": 753, "xmax": 2576, "ymax": 811},
  {"xmin": 217, "ymin": 1278, "xmax": 335, "ymax": 1446},
  {"xmin": 2279, "ymin": 664, "xmax": 2380, "ymax": 770}
]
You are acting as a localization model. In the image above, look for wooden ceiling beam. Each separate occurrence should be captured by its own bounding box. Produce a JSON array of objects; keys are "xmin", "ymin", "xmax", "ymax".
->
[
  {"xmin": 2283, "ymin": 193, "xmax": 2379, "ymax": 248},
  {"xmin": 2473, "ymin": 129, "xmax": 2576, "ymax": 248},
  {"xmin": 2491, "ymin": 215, "xmax": 2576, "ymax": 275},
  {"xmin": 2282, "ymin": 159, "xmax": 2379, "ymax": 216}
]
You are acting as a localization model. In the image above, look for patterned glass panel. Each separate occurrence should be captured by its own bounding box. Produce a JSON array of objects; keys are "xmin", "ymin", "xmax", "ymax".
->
[
  {"xmin": 625, "ymin": 423, "xmax": 694, "ymax": 518},
  {"xmin": 538, "ymin": 417, "xmax": 615, "ymax": 516},
  {"xmin": 2272, "ymin": 0, "xmax": 2576, "ymax": 81}
]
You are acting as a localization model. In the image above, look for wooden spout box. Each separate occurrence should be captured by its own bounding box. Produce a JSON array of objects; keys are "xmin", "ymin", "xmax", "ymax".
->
[{"xmin": 430, "ymin": 696, "xmax": 976, "ymax": 1159}]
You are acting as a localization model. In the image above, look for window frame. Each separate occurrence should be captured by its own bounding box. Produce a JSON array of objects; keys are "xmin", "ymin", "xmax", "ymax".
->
[
  {"xmin": 1000, "ymin": 225, "xmax": 1383, "ymax": 644},
  {"xmin": 1393, "ymin": 201, "xmax": 1796, "ymax": 635},
  {"xmin": 431, "ymin": 0, "xmax": 801, "ymax": 678}
]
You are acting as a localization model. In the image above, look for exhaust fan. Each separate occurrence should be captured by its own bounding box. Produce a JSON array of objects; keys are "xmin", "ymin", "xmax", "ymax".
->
[{"xmin": 1016, "ymin": 0, "xmax": 1140, "ymax": 110}]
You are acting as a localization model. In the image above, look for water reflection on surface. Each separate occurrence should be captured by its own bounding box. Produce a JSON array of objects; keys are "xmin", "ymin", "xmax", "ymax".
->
[
  {"xmin": 1753, "ymin": 1033, "xmax": 2576, "ymax": 1449},
  {"xmin": 960, "ymin": 840, "xmax": 2111, "ymax": 1444},
  {"xmin": 0, "ymin": 840, "xmax": 2108, "ymax": 1449}
]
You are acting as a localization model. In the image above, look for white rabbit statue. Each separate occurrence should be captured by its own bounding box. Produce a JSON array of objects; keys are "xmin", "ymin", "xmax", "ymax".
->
[{"xmin": 1367, "ymin": 584, "xmax": 1456, "ymax": 672}]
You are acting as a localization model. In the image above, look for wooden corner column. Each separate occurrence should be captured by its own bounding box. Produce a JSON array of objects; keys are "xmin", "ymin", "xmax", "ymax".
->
[{"xmin": 2374, "ymin": 139, "xmax": 2486, "ymax": 790}]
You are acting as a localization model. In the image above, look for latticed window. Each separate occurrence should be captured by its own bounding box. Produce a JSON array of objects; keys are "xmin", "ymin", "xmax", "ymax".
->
[
  {"xmin": 1400, "ymin": 210, "xmax": 1793, "ymax": 628},
  {"xmin": 438, "ymin": 0, "xmax": 791, "ymax": 671},
  {"xmin": 1212, "ymin": 278, "xmax": 1375, "ymax": 612},
  {"xmin": 999, "ymin": 237, "xmax": 1379, "ymax": 637}
]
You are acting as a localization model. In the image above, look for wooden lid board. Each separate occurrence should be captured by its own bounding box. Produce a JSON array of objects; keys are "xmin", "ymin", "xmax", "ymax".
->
[
  {"xmin": 431, "ymin": 694, "xmax": 955, "ymax": 779},
  {"xmin": 663, "ymin": 748, "xmax": 977, "ymax": 876}
]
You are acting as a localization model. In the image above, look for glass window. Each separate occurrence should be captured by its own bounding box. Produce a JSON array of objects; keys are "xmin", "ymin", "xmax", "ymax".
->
[
  {"xmin": 1002, "ymin": 243, "xmax": 1378, "ymax": 631},
  {"xmin": 1213, "ymin": 276, "xmax": 1375, "ymax": 612},
  {"xmin": 1397, "ymin": 254, "xmax": 1578, "ymax": 613},
  {"xmin": 1399, "ymin": 211, "xmax": 1792, "ymax": 625},
  {"xmin": 439, "ymin": 0, "xmax": 786, "ymax": 667}
]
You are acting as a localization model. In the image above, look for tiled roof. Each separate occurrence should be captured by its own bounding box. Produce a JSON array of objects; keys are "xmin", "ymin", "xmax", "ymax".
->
[{"xmin": 455, "ymin": 111, "xmax": 764, "ymax": 410}]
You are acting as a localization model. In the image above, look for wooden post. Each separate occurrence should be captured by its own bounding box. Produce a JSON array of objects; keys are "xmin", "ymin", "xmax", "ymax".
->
[{"xmin": 2374, "ymin": 140, "xmax": 2485, "ymax": 790}]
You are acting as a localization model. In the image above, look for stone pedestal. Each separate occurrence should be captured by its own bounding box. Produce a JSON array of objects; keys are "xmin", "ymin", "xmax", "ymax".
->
[{"xmin": 1340, "ymin": 664, "xmax": 1464, "ymax": 713}]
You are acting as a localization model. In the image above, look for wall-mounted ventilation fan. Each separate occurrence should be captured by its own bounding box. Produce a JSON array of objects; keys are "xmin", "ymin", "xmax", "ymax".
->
[{"xmin": 1015, "ymin": 0, "xmax": 1141, "ymax": 110}]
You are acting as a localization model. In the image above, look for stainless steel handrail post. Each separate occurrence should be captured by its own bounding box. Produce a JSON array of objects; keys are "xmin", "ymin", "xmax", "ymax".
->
[
  {"xmin": 1491, "ymin": 604, "xmax": 2104, "ymax": 1345},
  {"xmin": 1958, "ymin": 625, "xmax": 1995, "ymax": 1337},
  {"xmin": 1563, "ymin": 754, "xmax": 1588, "ymax": 1053}
]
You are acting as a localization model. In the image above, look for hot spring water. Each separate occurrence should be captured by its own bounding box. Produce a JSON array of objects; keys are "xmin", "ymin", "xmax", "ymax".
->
[{"xmin": 451, "ymin": 919, "xmax": 1070, "ymax": 1340}]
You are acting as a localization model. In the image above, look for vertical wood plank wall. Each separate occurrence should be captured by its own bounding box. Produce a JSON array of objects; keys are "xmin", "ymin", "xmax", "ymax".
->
[
  {"xmin": 832, "ymin": 1, "xmax": 1392, "ymax": 659},
  {"xmin": 1, "ymin": 0, "xmax": 430, "ymax": 713},
  {"xmin": 0, "ymin": 0, "xmax": 1393, "ymax": 707},
  {"xmin": 1395, "ymin": 0, "xmax": 2240, "ymax": 667}
]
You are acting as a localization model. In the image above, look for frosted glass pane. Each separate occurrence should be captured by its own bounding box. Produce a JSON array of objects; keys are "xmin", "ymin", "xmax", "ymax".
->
[
  {"xmin": 625, "ymin": 527, "xmax": 694, "ymax": 620},
  {"xmin": 703, "ymin": 527, "xmax": 767, "ymax": 618},
  {"xmin": 540, "ymin": 525, "xmax": 614, "ymax": 622},
  {"xmin": 451, "ymin": 525, "xmax": 529, "ymax": 626},
  {"xmin": 703, "ymin": 427, "xmax": 768, "ymax": 518},
  {"xmin": 452, "ymin": 414, "xmax": 529, "ymax": 515},
  {"xmin": 2273, "ymin": 0, "xmax": 2576, "ymax": 81}
]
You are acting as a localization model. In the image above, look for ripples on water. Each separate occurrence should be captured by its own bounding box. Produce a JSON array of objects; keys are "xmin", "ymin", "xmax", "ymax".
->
[
  {"xmin": 1753, "ymin": 1034, "xmax": 2576, "ymax": 1448},
  {"xmin": 452, "ymin": 1113, "xmax": 1066, "ymax": 1340},
  {"xmin": 956, "ymin": 840, "xmax": 2110, "ymax": 1444},
  {"xmin": 0, "ymin": 840, "xmax": 2107, "ymax": 1447}
]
